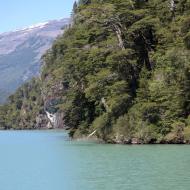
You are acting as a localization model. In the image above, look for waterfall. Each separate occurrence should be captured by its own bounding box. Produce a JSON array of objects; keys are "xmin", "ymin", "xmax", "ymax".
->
[{"xmin": 45, "ymin": 111, "xmax": 57, "ymax": 128}]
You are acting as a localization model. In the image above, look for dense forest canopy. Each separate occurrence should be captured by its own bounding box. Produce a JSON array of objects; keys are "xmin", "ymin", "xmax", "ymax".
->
[{"xmin": 1, "ymin": 0, "xmax": 190, "ymax": 144}]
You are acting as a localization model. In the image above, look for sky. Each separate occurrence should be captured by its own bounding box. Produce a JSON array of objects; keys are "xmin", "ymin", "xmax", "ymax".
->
[{"xmin": 0, "ymin": 0, "xmax": 76, "ymax": 33}]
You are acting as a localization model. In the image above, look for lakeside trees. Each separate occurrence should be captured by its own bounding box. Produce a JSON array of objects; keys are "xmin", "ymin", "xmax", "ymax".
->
[{"xmin": 1, "ymin": 0, "xmax": 190, "ymax": 143}]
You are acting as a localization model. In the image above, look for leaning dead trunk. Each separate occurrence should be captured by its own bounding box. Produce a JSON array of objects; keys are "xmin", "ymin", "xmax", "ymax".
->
[
  {"xmin": 104, "ymin": 17, "xmax": 126, "ymax": 50},
  {"xmin": 87, "ymin": 130, "xmax": 97, "ymax": 138},
  {"xmin": 113, "ymin": 24, "xmax": 125, "ymax": 50}
]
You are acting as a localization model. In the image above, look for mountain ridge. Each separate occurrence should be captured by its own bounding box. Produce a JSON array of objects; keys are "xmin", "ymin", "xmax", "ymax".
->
[{"xmin": 0, "ymin": 18, "xmax": 70, "ymax": 103}]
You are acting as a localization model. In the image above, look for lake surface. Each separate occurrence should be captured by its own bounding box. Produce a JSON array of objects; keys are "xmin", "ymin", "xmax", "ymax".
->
[{"xmin": 0, "ymin": 130, "xmax": 190, "ymax": 190}]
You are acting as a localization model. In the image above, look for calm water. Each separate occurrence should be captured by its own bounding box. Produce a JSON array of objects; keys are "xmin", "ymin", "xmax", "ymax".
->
[{"xmin": 0, "ymin": 131, "xmax": 190, "ymax": 190}]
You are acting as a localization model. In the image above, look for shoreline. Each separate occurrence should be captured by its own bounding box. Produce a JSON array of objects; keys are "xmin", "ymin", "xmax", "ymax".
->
[{"xmin": 0, "ymin": 128, "xmax": 190, "ymax": 145}]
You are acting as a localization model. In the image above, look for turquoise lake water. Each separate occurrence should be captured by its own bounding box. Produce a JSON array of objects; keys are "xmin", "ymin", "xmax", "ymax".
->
[{"xmin": 0, "ymin": 130, "xmax": 190, "ymax": 190}]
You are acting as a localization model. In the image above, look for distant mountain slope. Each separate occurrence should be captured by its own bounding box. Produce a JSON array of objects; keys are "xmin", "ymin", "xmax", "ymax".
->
[{"xmin": 0, "ymin": 18, "xmax": 69, "ymax": 103}]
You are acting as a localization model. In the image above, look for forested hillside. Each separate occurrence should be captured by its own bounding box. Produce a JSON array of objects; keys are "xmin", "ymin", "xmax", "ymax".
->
[{"xmin": 1, "ymin": 0, "xmax": 190, "ymax": 144}]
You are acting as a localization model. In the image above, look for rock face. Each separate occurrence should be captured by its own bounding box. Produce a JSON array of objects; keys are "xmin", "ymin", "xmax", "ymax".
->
[
  {"xmin": 35, "ymin": 114, "xmax": 49, "ymax": 129},
  {"xmin": 0, "ymin": 18, "xmax": 70, "ymax": 103}
]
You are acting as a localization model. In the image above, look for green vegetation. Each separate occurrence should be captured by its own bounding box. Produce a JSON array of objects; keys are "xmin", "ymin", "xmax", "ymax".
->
[
  {"xmin": 1, "ymin": 0, "xmax": 190, "ymax": 143},
  {"xmin": 0, "ymin": 79, "xmax": 44, "ymax": 129}
]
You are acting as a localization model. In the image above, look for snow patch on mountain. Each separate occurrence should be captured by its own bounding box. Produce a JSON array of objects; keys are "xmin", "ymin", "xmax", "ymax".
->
[{"xmin": 0, "ymin": 18, "xmax": 70, "ymax": 103}]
